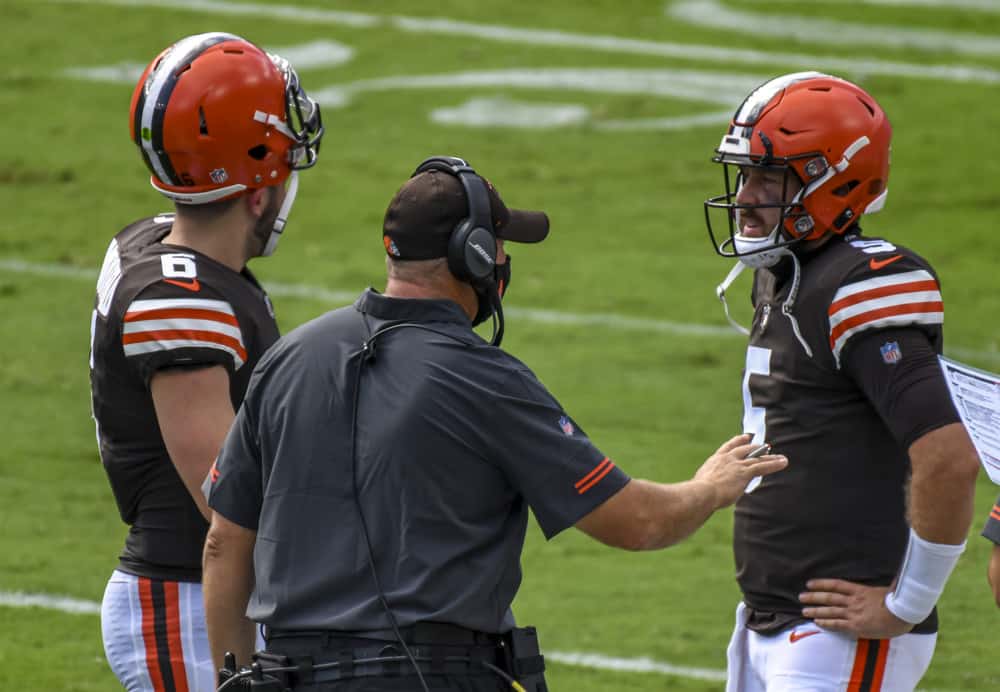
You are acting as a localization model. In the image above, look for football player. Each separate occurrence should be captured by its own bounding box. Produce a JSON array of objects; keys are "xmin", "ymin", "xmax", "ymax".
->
[
  {"xmin": 89, "ymin": 32, "xmax": 323, "ymax": 691},
  {"xmin": 703, "ymin": 72, "xmax": 979, "ymax": 690}
]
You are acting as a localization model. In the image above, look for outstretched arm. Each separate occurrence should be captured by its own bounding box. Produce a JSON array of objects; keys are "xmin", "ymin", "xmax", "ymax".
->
[{"xmin": 575, "ymin": 434, "xmax": 787, "ymax": 551}]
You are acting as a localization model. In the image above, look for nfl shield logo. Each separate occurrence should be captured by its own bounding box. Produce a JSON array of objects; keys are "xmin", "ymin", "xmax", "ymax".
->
[
  {"xmin": 880, "ymin": 341, "xmax": 902, "ymax": 364},
  {"xmin": 209, "ymin": 168, "xmax": 229, "ymax": 184},
  {"xmin": 558, "ymin": 415, "xmax": 574, "ymax": 435}
]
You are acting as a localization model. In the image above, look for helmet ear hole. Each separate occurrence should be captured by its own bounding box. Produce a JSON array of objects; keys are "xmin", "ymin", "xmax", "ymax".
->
[
  {"xmin": 248, "ymin": 145, "xmax": 268, "ymax": 160},
  {"xmin": 832, "ymin": 180, "xmax": 859, "ymax": 197}
]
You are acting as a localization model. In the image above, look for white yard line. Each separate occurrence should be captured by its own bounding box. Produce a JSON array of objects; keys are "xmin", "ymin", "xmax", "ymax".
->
[
  {"xmin": 669, "ymin": 0, "xmax": 1000, "ymax": 56},
  {"xmin": 66, "ymin": 39, "xmax": 355, "ymax": 83},
  {"xmin": 0, "ymin": 590, "xmax": 101, "ymax": 615},
  {"xmin": 865, "ymin": 0, "xmax": 1000, "ymax": 9},
  {"xmin": 3, "ymin": 257, "xmax": 998, "ymax": 363},
  {"xmin": 546, "ymin": 651, "xmax": 725, "ymax": 681},
  {"xmin": 49, "ymin": 0, "xmax": 1000, "ymax": 84}
]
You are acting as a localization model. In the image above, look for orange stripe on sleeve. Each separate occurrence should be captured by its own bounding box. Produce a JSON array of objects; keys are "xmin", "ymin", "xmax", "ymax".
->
[
  {"xmin": 828, "ymin": 280, "xmax": 939, "ymax": 315},
  {"xmin": 163, "ymin": 582, "xmax": 190, "ymax": 692},
  {"xmin": 124, "ymin": 307, "xmax": 239, "ymax": 327},
  {"xmin": 122, "ymin": 329, "xmax": 248, "ymax": 362},
  {"xmin": 576, "ymin": 459, "xmax": 616, "ymax": 495},
  {"xmin": 138, "ymin": 578, "xmax": 167, "ymax": 692},
  {"xmin": 574, "ymin": 457, "xmax": 611, "ymax": 490},
  {"xmin": 990, "ymin": 509, "xmax": 1000, "ymax": 522},
  {"xmin": 829, "ymin": 301, "xmax": 943, "ymax": 346}
]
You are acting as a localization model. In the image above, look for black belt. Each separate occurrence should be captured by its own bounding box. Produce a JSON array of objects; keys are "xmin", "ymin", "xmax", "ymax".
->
[
  {"xmin": 253, "ymin": 625, "xmax": 506, "ymax": 687},
  {"xmin": 220, "ymin": 624, "xmax": 544, "ymax": 691},
  {"xmin": 264, "ymin": 621, "xmax": 503, "ymax": 647}
]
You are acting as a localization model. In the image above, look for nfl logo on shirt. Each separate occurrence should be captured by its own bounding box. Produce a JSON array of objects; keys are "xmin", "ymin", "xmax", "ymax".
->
[
  {"xmin": 880, "ymin": 341, "xmax": 902, "ymax": 364},
  {"xmin": 558, "ymin": 415, "xmax": 575, "ymax": 435}
]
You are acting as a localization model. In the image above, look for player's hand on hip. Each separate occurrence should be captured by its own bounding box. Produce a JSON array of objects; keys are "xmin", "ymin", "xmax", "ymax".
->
[
  {"xmin": 694, "ymin": 434, "xmax": 788, "ymax": 509},
  {"xmin": 799, "ymin": 579, "xmax": 915, "ymax": 639}
]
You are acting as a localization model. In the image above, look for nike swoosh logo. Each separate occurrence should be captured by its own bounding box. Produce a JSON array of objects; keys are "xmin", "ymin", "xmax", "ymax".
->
[
  {"xmin": 869, "ymin": 254, "xmax": 904, "ymax": 270},
  {"xmin": 163, "ymin": 278, "xmax": 201, "ymax": 292},
  {"xmin": 789, "ymin": 629, "xmax": 822, "ymax": 643}
]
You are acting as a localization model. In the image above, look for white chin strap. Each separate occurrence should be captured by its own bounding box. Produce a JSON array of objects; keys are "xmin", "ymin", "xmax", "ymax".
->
[
  {"xmin": 261, "ymin": 171, "xmax": 299, "ymax": 257},
  {"xmin": 733, "ymin": 227, "xmax": 785, "ymax": 269},
  {"xmin": 716, "ymin": 261, "xmax": 750, "ymax": 336}
]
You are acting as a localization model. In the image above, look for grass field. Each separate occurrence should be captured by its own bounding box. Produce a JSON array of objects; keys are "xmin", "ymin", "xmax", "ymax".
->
[{"xmin": 2, "ymin": 0, "xmax": 1000, "ymax": 689}]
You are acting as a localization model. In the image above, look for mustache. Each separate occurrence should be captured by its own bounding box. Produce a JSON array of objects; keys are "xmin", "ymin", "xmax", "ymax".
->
[{"xmin": 737, "ymin": 209, "xmax": 766, "ymax": 226}]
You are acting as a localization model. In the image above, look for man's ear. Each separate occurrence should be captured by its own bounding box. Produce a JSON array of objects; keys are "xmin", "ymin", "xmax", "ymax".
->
[{"xmin": 245, "ymin": 187, "xmax": 270, "ymax": 218}]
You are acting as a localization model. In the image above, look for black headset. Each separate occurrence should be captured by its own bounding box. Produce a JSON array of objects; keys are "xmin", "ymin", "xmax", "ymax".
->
[{"xmin": 411, "ymin": 156, "xmax": 497, "ymax": 284}]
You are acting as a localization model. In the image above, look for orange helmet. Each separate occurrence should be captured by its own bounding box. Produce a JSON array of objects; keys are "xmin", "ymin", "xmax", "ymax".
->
[
  {"xmin": 704, "ymin": 72, "xmax": 891, "ymax": 266},
  {"xmin": 129, "ymin": 32, "xmax": 323, "ymax": 205}
]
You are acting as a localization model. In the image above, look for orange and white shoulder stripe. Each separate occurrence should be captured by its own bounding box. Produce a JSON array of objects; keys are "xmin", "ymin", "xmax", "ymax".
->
[
  {"xmin": 122, "ymin": 297, "xmax": 247, "ymax": 369},
  {"xmin": 828, "ymin": 269, "xmax": 942, "ymax": 366}
]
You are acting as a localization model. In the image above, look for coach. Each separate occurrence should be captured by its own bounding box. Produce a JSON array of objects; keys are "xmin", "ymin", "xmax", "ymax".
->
[{"xmin": 202, "ymin": 156, "xmax": 787, "ymax": 692}]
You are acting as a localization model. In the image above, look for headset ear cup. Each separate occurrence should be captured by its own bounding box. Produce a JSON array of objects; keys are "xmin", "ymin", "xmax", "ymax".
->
[
  {"xmin": 448, "ymin": 220, "xmax": 474, "ymax": 282},
  {"xmin": 451, "ymin": 225, "xmax": 496, "ymax": 282}
]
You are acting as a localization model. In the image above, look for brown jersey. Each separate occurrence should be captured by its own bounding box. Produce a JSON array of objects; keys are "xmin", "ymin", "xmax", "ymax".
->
[
  {"xmin": 735, "ymin": 232, "xmax": 954, "ymax": 634},
  {"xmin": 89, "ymin": 215, "xmax": 279, "ymax": 581}
]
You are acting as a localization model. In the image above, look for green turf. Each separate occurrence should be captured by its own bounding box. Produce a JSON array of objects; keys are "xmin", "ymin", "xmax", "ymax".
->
[{"xmin": 2, "ymin": 0, "xmax": 1000, "ymax": 689}]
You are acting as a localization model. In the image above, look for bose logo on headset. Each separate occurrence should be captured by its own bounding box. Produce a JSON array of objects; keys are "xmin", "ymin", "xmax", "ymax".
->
[
  {"xmin": 411, "ymin": 156, "xmax": 497, "ymax": 284},
  {"xmin": 470, "ymin": 243, "xmax": 494, "ymax": 264}
]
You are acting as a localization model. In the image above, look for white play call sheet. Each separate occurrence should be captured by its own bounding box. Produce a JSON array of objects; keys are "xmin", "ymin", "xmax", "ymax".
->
[{"xmin": 940, "ymin": 356, "xmax": 1000, "ymax": 484}]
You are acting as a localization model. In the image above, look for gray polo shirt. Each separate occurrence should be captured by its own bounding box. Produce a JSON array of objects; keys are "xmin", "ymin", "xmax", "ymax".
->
[{"xmin": 208, "ymin": 289, "xmax": 629, "ymax": 633}]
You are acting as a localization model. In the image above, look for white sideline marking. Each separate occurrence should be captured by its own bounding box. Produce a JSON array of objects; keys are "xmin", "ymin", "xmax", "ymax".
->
[
  {"xmin": 0, "ymin": 589, "xmax": 726, "ymax": 680},
  {"xmin": 779, "ymin": 0, "xmax": 1000, "ymax": 11},
  {"xmin": 50, "ymin": 0, "xmax": 1000, "ymax": 84},
  {"xmin": 547, "ymin": 651, "xmax": 725, "ymax": 681},
  {"xmin": 3, "ymin": 257, "xmax": 999, "ymax": 363},
  {"xmin": 431, "ymin": 98, "xmax": 590, "ymax": 129},
  {"xmin": 670, "ymin": 0, "xmax": 1000, "ymax": 56},
  {"xmin": 0, "ymin": 590, "xmax": 101, "ymax": 615}
]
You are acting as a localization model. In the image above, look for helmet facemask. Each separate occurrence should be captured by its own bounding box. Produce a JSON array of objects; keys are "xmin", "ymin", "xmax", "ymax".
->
[
  {"xmin": 706, "ymin": 154, "xmax": 814, "ymax": 269},
  {"xmin": 268, "ymin": 53, "xmax": 323, "ymax": 170}
]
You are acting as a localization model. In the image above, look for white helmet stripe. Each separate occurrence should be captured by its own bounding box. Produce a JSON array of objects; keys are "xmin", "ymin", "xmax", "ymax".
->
[
  {"xmin": 734, "ymin": 71, "xmax": 828, "ymax": 125},
  {"xmin": 138, "ymin": 32, "xmax": 240, "ymax": 185}
]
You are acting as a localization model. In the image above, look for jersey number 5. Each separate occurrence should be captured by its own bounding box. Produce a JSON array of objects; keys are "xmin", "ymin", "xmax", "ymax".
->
[{"xmin": 742, "ymin": 345, "xmax": 771, "ymax": 493}]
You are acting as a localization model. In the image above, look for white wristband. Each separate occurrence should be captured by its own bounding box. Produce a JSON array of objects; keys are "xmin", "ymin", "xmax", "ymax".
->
[{"xmin": 884, "ymin": 528, "xmax": 965, "ymax": 624}]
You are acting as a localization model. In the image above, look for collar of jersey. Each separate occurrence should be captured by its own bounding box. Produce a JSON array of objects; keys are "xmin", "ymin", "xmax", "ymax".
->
[{"xmin": 355, "ymin": 287, "xmax": 474, "ymax": 327}]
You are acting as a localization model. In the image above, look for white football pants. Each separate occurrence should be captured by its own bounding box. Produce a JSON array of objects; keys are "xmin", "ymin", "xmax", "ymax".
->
[{"xmin": 726, "ymin": 602, "xmax": 936, "ymax": 692}]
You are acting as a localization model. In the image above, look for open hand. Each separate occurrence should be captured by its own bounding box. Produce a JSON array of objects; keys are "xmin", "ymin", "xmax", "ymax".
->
[
  {"xmin": 694, "ymin": 434, "xmax": 788, "ymax": 509},
  {"xmin": 799, "ymin": 579, "xmax": 914, "ymax": 639}
]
